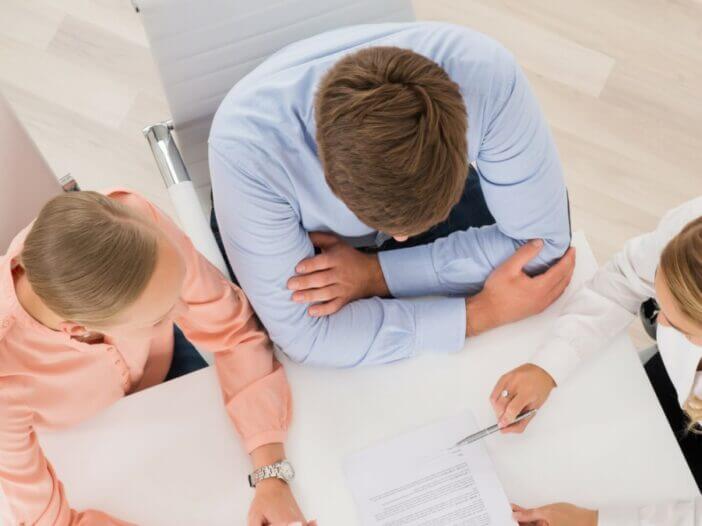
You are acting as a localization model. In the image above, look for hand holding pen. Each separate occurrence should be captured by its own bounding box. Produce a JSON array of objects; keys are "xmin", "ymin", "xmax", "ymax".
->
[{"xmin": 489, "ymin": 363, "xmax": 557, "ymax": 434}]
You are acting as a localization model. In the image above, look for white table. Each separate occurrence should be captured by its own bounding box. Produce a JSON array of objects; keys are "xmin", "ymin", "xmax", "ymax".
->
[{"xmin": 40, "ymin": 233, "xmax": 699, "ymax": 525}]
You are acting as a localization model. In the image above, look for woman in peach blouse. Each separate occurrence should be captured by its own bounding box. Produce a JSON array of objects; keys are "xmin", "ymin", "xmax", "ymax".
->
[{"xmin": 0, "ymin": 188, "xmax": 308, "ymax": 525}]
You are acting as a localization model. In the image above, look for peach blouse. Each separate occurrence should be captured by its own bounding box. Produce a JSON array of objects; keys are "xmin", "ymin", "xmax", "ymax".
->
[{"xmin": 0, "ymin": 189, "xmax": 292, "ymax": 525}]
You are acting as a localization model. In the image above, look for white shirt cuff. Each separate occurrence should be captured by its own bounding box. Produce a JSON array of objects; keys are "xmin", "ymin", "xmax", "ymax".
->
[
  {"xmin": 530, "ymin": 338, "xmax": 581, "ymax": 387},
  {"xmin": 598, "ymin": 507, "xmax": 640, "ymax": 526}
]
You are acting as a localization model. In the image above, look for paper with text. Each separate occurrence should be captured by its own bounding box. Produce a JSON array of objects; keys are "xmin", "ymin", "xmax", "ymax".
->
[{"xmin": 345, "ymin": 411, "xmax": 513, "ymax": 526}]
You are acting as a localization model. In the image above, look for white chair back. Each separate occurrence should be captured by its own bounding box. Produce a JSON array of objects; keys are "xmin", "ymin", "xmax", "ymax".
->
[
  {"xmin": 134, "ymin": 0, "xmax": 415, "ymax": 211},
  {"xmin": 0, "ymin": 93, "xmax": 61, "ymax": 252}
]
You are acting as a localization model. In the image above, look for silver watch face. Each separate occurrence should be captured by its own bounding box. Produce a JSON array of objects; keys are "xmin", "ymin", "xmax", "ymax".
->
[{"xmin": 277, "ymin": 460, "xmax": 295, "ymax": 481}]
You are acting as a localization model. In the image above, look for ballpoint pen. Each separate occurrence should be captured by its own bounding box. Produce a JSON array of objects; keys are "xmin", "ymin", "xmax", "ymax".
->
[{"xmin": 453, "ymin": 409, "xmax": 538, "ymax": 448}]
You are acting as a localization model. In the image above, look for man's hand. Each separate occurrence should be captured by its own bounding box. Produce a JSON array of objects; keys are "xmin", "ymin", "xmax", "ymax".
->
[
  {"xmin": 248, "ymin": 478, "xmax": 313, "ymax": 526},
  {"xmin": 490, "ymin": 364, "xmax": 556, "ymax": 433},
  {"xmin": 512, "ymin": 503, "xmax": 598, "ymax": 526},
  {"xmin": 466, "ymin": 240, "xmax": 576, "ymax": 336},
  {"xmin": 288, "ymin": 232, "xmax": 389, "ymax": 317}
]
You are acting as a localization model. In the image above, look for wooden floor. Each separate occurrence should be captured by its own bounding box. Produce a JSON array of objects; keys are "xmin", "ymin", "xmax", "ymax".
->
[{"xmin": 1, "ymin": 0, "xmax": 701, "ymax": 344}]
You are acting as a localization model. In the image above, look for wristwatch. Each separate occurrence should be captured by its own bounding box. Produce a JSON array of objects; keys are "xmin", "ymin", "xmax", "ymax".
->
[{"xmin": 248, "ymin": 459, "xmax": 295, "ymax": 488}]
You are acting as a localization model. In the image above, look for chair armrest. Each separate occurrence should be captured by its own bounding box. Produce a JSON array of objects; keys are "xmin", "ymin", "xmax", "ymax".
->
[
  {"xmin": 143, "ymin": 122, "xmax": 230, "ymax": 278},
  {"xmin": 143, "ymin": 121, "xmax": 191, "ymax": 187}
]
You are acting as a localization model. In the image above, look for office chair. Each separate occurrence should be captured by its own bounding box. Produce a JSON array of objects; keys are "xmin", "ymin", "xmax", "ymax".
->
[
  {"xmin": 0, "ymin": 92, "xmax": 75, "ymax": 252},
  {"xmin": 133, "ymin": 0, "xmax": 416, "ymax": 278}
]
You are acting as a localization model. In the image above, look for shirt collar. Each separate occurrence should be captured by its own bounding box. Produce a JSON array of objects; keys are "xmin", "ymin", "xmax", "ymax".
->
[
  {"xmin": 1, "ymin": 224, "xmax": 66, "ymax": 332},
  {"xmin": 1, "ymin": 226, "xmax": 28, "ymax": 319}
]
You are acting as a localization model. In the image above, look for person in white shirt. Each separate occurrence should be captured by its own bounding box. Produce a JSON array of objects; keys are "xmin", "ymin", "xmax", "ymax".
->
[{"xmin": 489, "ymin": 197, "xmax": 702, "ymax": 526}]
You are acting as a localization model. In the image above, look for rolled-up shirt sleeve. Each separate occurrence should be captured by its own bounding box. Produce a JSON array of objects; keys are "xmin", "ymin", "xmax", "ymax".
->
[
  {"xmin": 120, "ymin": 192, "xmax": 292, "ymax": 453},
  {"xmin": 531, "ymin": 196, "xmax": 702, "ymax": 386}
]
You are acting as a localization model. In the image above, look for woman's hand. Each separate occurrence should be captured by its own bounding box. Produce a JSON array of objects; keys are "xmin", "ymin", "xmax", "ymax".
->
[
  {"xmin": 490, "ymin": 364, "xmax": 556, "ymax": 433},
  {"xmin": 248, "ymin": 478, "xmax": 313, "ymax": 526},
  {"xmin": 512, "ymin": 503, "xmax": 598, "ymax": 526},
  {"xmin": 248, "ymin": 444, "xmax": 313, "ymax": 525}
]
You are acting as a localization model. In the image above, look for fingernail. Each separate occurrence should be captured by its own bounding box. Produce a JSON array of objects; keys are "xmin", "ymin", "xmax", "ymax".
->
[
  {"xmin": 309, "ymin": 309, "xmax": 318, "ymax": 316},
  {"xmin": 296, "ymin": 265, "xmax": 305, "ymax": 273},
  {"xmin": 533, "ymin": 239, "xmax": 544, "ymax": 247}
]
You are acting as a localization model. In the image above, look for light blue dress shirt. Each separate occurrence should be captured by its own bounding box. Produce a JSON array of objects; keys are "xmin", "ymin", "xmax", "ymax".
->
[{"xmin": 209, "ymin": 22, "xmax": 570, "ymax": 367}]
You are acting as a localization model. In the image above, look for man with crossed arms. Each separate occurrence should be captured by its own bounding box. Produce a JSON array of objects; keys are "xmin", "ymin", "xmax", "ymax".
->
[{"xmin": 209, "ymin": 22, "xmax": 574, "ymax": 367}]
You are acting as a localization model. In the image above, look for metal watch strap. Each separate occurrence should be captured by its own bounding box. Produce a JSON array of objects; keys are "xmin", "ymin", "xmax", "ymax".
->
[
  {"xmin": 248, "ymin": 460, "xmax": 292, "ymax": 488},
  {"xmin": 248, "ymin": 463, "xmax": 274, "ymax": 487}
]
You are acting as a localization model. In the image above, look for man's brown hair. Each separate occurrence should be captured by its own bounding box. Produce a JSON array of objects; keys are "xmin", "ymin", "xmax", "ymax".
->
[{"xmin": 315, "ymin": 46, "xmax": 468, "ymax": 235}]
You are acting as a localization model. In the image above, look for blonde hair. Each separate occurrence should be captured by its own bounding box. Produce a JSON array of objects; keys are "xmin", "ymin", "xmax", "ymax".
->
[
  {"xmin": 21, "ymin": 191, "xmax": 158, "ymax": 326},
  {"xmin": 660, "ymin": 216, "xmax": 702, "ymax": 432}
]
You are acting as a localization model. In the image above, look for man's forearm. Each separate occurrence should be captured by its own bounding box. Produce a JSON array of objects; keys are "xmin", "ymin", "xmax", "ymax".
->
[{"xmin": 465, "ymin": 293, "xmax": 498, "ymax": 336}]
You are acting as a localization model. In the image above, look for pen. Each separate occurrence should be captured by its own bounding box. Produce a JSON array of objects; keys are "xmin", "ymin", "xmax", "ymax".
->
[{"xmin": 453, "ymin": 409, "xmax": 538, "ymax": 448}]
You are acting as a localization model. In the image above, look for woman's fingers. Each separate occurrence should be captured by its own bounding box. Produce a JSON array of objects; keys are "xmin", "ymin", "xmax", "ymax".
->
[
  {"xmin": 491, "ymin": 365, "xmax": 550, "ymax": 434},
  {"xmin": 501, "ymin": 410, "xmax": 534, "ymax": 434},
  {"xmin": 247, "ymin": 509, "xmax": 265, "ymax": 526},
  {"xmin": 512, "ymin": 506, "xmax": 546, "ymax": 522},
  {"xmin": 490, "ymin": 373, "xmax": 510, "ymax": 405},
  {"xmin": 511, "ymin": 503, "xmax": 537, "ymax": 526},
  {"xmin": 500, "ymin": 392, "xmax": 530, "ymax": 428},
  {"xmin": 491, "ymin": 376, "xmax": 514, "ymax": 418}
]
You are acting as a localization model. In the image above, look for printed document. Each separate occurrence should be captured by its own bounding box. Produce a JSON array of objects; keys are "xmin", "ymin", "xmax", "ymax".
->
[{"xmin": 345, "ymin": 411, "xmax": 513, "ymax": 525}]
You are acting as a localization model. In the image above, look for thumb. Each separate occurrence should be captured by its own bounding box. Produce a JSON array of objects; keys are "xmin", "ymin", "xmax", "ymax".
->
[
  {"xmin": 512, "ymin": 506, "xmax": 548, "ymax": 523},
  {"xmin": 309, "ymin": 231, "xmax": 340, "ymax": 248},
  {"xmin": 247, "ymin": 510, "xmax": 265, "ymax": 526},
  {"xmin": 504, "ymin": 240, "xmax": 544, "ymax": 274}
]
